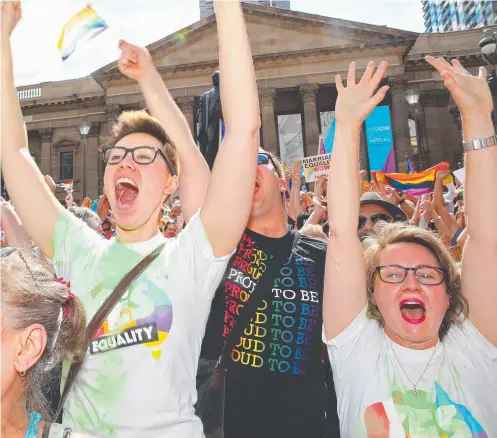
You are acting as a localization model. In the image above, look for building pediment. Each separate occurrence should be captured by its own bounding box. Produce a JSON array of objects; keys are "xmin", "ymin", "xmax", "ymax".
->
[
  {"xmin": 93, "ymin": 3, "xmax": 418, "ymax": 87},
  {"xmin": 53, "ymin": 137, "xmax": 79, "ymax": 148}
]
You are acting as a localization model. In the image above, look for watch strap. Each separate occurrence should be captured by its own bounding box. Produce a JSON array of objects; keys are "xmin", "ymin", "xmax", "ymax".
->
[{"xmin": 463, "ymin": 134, "xmax": 497, "ymax": 152}]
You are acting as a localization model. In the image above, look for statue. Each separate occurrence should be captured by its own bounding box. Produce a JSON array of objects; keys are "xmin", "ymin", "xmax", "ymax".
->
[{"xmin": 196, "ymin": 71, "xmax": 223, "ymax": 169}]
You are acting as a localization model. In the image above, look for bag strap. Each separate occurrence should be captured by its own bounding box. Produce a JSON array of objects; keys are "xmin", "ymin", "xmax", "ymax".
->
[
  {"xmin": 54, "ymin": 242, "xmax": 166, "ymax": 420},
  {"xmin": 218, "ymin": 231, "xmax": 300, "ymax": 370}
]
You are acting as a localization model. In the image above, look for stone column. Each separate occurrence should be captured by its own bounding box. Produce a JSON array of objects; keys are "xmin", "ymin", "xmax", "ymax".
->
[
  {"xmin": 259, "ymin": 89, "xmax": 278, "ymax": 156},
  {"xmin": 104, "ymin": 105, "xmax": 121, "ymax": 134},
  {"xmin": 39, "ymin": 128, "xmax": 53, "ymax": 176},
  {"xmin": 389, "ymin": 77, "xmax": 412, "ymax": 173},
  {"xmin": 176, "ymin": 96, "xmax": 195, "ymax": 136},
  {"xmin": 86, "ymin": 123, "xmax": 101, "ymax": 199},
  {"xmin": 299, "ymin": 84, "xmax": 320, "ymax": 158}
]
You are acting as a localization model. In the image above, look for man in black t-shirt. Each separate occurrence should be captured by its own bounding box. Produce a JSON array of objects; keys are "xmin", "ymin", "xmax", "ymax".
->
[{"xmin": 201, "ymin": 149, "xmax": 339, "ymax": 438}]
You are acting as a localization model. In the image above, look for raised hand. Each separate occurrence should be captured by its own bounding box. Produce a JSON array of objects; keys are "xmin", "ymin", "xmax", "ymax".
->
[
  {"xmin": 425, "ymin": 56, "xmax": 493, "ymax": 119},
  {"xmin": 290, "ymin": 162, "xmax": 302, "ymax": 184},
  {"xmin": 117, "ymin": 40, "xmax": 156, "ymax": 84},
  {"xmin": 334, "ymin": 61, "xmax": 390, "ymax": 127},
  {"xmin": 1, "ymin": 0, "xmax": 22, "ymax": 37}
]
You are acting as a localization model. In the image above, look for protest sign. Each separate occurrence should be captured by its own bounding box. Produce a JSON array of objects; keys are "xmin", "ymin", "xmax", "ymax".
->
[{"xmin": 301, "ymin": 153, "xmax": 331, "ymax": 183}]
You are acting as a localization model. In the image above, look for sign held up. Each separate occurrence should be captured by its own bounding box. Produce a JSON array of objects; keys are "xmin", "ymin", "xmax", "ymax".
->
[{"xmin": 302, "ymin": 153, "xmax": 332, "ymax": 183}]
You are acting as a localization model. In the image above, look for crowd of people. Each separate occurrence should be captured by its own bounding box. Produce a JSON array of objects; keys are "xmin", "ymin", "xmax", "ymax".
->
[{"xmin": 1, "ymin": 0, "xmax": 496, "ymax": 437}]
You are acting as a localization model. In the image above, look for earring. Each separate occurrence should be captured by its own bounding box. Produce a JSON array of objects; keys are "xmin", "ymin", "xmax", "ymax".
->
[{"xmin": 19, "ymin": 368, "xmax": 26, "ymax": 378}]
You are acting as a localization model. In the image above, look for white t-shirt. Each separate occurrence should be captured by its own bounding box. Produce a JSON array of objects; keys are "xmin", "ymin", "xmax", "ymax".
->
[
  {"xmin": 324, "ymin": 308, "xmax": 497, "ymax": 438},
  {"xmin": 52, "ymin": 209, "xmax": 230, "ymax": 438}
]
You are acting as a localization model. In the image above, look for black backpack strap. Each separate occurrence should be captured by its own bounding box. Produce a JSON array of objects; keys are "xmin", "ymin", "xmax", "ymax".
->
[{"xmin": 218, "ymin": 231, "xmax": 300, "ymax": 369}]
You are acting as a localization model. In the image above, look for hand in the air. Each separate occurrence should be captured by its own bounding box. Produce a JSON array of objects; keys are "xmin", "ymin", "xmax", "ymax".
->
[
  {"xmin": 425, "ymin": 56, "xmax": 493, "ymax": 119},
  {"xmin": 1, "ymin": 1, "xmax": 22, "ymax": 37},
  {"xmin": 335, "ymin": 61, "xmax": 390, "ymax": 127},
  {"xmin": 117, "ymin": 40, "xmax": 156, "ymax": 83}
]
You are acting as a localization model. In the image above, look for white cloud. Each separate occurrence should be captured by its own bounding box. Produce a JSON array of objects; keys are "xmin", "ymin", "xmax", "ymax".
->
[{"xmin": 12, "ymin": 0, "xmax": 424, "ymax": 86}]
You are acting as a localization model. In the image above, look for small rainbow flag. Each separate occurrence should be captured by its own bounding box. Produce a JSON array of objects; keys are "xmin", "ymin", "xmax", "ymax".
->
[
  {"xmin": 57, "ymin": 181, "xmax": 73, "ymax": 192},
  {"xmin": 372, "ymin": 162, "xmax": 454, "ymax": 196},
  {"xmin": 58, "ymin": 5, "xmax": 108, "ymax": 61}
]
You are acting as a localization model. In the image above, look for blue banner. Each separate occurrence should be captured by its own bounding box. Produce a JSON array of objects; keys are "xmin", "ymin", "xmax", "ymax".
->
[
  {"xmin": 365, "ymin": 106, "xmax": 395, "ymax": 172},
  {"xmin": 323, "ymin": 116, "xmax": 336, "ymax": 154}
]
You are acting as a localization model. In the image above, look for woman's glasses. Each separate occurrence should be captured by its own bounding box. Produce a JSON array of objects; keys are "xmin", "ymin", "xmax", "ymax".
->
[
  {"xmin": 375, "ymin": 264, "xmax": 446, "ymax": 285},
  {"xmin": 103, "ymin": 146, "xmax": 176, "ymax": 176}
]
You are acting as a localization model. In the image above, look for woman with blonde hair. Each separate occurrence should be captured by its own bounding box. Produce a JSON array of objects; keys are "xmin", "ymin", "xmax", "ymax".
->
[
  {"xmin": 323, "ymin": 57, "xmax": 496, "ymax": 436},
  {"xmin": 1, "ymin": 248, "xmax": 88, "ymax": 437}
]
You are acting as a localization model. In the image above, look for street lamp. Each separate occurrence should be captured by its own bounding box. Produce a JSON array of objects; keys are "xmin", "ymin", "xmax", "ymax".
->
[{"xmin": 79, "ymin": 122, "xmax": 92, "ymax": 200}]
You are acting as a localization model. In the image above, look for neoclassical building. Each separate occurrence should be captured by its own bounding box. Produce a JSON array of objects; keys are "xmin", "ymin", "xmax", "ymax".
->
[{"xmin": 11, "ymin": 3, "xmax": 495, "ymax": 203}]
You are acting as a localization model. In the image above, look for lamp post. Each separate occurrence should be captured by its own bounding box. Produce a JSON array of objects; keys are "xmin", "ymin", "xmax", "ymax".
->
[
  {"xmin": 79, "ymin": 122, "xmax": 92, "ymax": 200},
  {"xmin": 479, "ymin": 29, "xmax": 497, "ymax": 120}
]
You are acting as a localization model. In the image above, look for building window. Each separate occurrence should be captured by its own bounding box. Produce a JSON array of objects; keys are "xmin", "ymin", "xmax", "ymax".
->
[
  {"xmin": 60, "ymin": 151, "xmax": 74, "ymax": 180},
  {"xmin": 277, "ymin": 114, "xmax": 304, "ymax": 167}
]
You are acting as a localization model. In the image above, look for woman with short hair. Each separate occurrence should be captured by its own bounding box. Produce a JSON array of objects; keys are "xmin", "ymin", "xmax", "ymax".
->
[{"xmin": 323, "ymin": 58, "xmax": 497, "ymax": 436}]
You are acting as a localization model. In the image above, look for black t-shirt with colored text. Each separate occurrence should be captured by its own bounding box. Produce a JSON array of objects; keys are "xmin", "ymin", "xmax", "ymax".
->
[{"xmin": 201, "ymin": 228, "xmax": 338, "ymax": 438}]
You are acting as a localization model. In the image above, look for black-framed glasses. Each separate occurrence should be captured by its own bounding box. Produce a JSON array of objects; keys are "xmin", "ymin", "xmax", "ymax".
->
[
  {"xmin": 375, "ymin": 264, "xmax": 446, "ymax": 285},
  {"xmin": 103, "ymin": 146, "xmax": 176, "ymax": 176},
  {"xmin": 358, "ymin": 213, "xmax": 393, "ymax": 229},
  {"xmin": 258, "ymin": 153, "xmax": 279, "ymax": 172}
]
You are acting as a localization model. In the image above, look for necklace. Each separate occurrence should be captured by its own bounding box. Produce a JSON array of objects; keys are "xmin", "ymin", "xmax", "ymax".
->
[{"xmin": 386, "ymin": 336, "xmax": 438, "ymax": 397}]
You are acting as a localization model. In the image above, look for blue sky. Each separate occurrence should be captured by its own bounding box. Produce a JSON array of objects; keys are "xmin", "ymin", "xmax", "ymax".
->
[{"xmin": 11, "ymin": 0, "xmax": 425, "ymax": 86}]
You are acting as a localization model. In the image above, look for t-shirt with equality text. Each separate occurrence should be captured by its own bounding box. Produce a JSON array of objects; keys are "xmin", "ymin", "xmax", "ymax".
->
[
  {"xmin": 324, "ymin": 308, "xmax": 497, "ymax": 437},
  {"xmin": 201, "ymin": 228, "xmax": 337, "ymax": 438},
  {"xmin": 52, "ymin": 209, "xmax": 230, "ymax": 438}
]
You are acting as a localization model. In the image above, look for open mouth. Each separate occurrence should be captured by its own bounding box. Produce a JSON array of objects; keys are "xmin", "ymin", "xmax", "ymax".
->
[
  {"xmin": 399, "ymin": 298, "xmax": 426, "ymax": 324},
  {"xmin": 115, "ymin": 177, "xmax": 139, "ymax": 211}
]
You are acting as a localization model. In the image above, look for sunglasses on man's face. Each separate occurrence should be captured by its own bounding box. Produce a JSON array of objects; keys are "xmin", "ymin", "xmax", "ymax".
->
[
  {"xmin": 257, "ymin": 153, "xmax": 278, "ymax": 171},
  {"xmin": 358, "ymin": 213, "xmax": 393, "ymax": 230}
]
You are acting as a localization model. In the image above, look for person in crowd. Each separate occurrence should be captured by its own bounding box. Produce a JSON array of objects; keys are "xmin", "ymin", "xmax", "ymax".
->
[
  {"xmin": 169, "ymin": 198, "xmax": 182, "ymax": 219},
  {"xmin": 300, "ymin": 223, "xmax": 328, "ymax": 239},
  {"xmin": 1, "ymin": 247, "xmax": 88, "ymax": 437},
  {"xmin": 201, "ymin": 148, "xmax": 339, "ymax": 438},
  {"xmin": 358, "ymin": 191, "xmax": 407, "ymax": 239},
  {"xmin": 1, "ymin": 197, "xmax": 30, "ymax": 248},
  {"xmin": 163, "ymin": 219, "xmax": 178, "ymax": 239},
  {"xmin": 67, "ymin": 207, "xmax": 102, "ymax": 234},
  {"xmin": 101, "ymin": 218, "xmax": 113, "ymax": 240},
  {"xmin": 323, "ymin": 57, "xmax": 496, "ymax": 436},
  {"xmin": 1, "ymin": 1, "xmax": 260, "ymax": 437}
]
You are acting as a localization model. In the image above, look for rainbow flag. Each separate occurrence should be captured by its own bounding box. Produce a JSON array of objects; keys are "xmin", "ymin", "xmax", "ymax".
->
[
  {"xmin": 372, "ymin": 162, "xmax": 453, "ymax": 196},
  {"xmin": 58, "ymin": 5, "xmax": 108, "ymax": 61},
  {"xmin": 57, "ymin": 181, "xmax": 73, "ymax": 192}
]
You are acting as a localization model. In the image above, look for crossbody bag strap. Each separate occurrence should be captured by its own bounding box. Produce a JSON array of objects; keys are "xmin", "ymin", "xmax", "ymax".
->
[
  {"xmin": 218, "ymin": 231, "xmax": 300, "ymax": 370},
  {"xmin": 54, "ymin": 242, "xmax": 166, "ymax": 420}
]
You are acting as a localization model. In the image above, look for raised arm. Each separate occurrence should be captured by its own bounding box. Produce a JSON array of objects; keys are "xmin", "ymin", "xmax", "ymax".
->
[
  {"xmin": 426, "ymin": 56, "xmax": 497, "ymax": 346},
  {"xmin": 288, "ymin": 162, "xmax": 303, "ymax": 222},
  {"xmin": 117, "ymin": 40, "xmax": 210, "ymax": 223},
  {"xmin": 1, "ymin": 2, "xmax": 62, "ymax": 258},
  {"xmin": 324, "ymin": 61, "xmax": 389, "ymax": 340},
  {"xmin": 0, "ymin": 198, "xmax": 31, "ymax": 247},
  {"xmin": 199, "ymin": 0, "xmax": 261, "ymax": 257}
]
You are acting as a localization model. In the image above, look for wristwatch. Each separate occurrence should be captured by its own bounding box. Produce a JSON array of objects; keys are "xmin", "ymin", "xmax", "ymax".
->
[{"xmin": 463, "ymin": 134, "xmax": 497, "ymax": 152}]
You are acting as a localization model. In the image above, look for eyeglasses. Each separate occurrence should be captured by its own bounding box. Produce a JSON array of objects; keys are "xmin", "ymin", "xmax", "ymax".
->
[
  {"xmin": 258, "ymin": 153, "xmax": 279, "ymax": 173},
  {"xmin": 375, "ymin": 264, "xmax": 446, "ymax": 285},
  {"xmin": 103, "ymin": 146, "xmax": 176, "ymax": 176},
  {"xmin": 358, "ymin": 213, "xmax": 393, "ymax": 229}
]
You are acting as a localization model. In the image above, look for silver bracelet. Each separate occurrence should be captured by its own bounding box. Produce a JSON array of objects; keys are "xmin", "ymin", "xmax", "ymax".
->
[{"xmin": 463, "ymin": 134, "xmax": 497, "ymax": 152}]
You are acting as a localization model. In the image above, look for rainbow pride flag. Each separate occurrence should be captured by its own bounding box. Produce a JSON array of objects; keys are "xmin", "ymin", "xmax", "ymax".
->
[
  {"xmin": 57, "ymin": 181, "xmax": 73, "ymax": 192},
  {"xmin": 372, "ymin": 162, "xmax": 453, "ymax": 196},
  {"xmin": 57, "ymin": 5, "xmax": 108, "ymax": 61}
]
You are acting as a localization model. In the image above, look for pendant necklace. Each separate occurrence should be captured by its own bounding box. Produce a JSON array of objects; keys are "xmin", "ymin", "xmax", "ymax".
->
[{"xmin": 386, "ymin": 336, "xmax": 438, "ymax": 397}]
